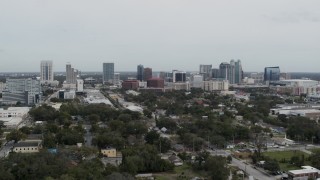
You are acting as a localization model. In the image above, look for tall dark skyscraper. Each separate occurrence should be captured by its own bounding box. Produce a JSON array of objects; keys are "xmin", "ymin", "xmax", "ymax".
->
[
  {"xmin": 172, "ymin": 70, "xmax": 186, "ymax": 82},
  {"xmin": 264, "ymin": 66, "xmax": 280, "ymax": 81},
  {"xmin": 144, "ymin": 67, "xmax": 152, "ymax": 81},
  {"xmin": 219, "ymin": 62, "xmax": 231, "ymax": 82},
  {"xmin": 137, "ymin": 64, "xmax": 144, "ymax": 81},
  {"xmin": 103, "ymin": 63, "xmax": 114, "ymax": 84},
  {"xmin": 219, "ymin": 60, "xmax": 242, "ymax": 84}
]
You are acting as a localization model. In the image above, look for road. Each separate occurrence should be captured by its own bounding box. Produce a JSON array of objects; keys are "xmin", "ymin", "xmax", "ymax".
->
[
  {"xmin": 206, "ymin": 149, "xmax": 275, "ymax": 180},
  {"xmin": 0, "ymin": 141, "xmax": 14, "ymax": 158},
  {"xmin": 83, "ymin": 124, "xmax": 93, "ymax": 147},
  {"xmin": 231, "ymin": 157, "xmax": 274, "ymax": 180}
]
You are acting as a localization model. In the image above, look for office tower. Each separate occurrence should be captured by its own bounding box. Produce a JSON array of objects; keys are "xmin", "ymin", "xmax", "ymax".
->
[
  {"xmin": 40, "ymin": 60, "xmax": 53, "ymax": 83},
  {"xmin": 219, "ymin": 62, "xmax": 230, "ymax": 81},
  {"xmin": 212, "ymin": 68, "xmax": 220, "ymax": 79},
  {"xmin": 219, "ymin": 60, "xmax": 240, "ymax": 84},
  {"xmin": 229, "ymin": 60, "xmax": 236, "ymax": 84},
  {"xmin": 199, "ymin": 64, "xmax": 212, "ymax": 80},
  {"xmin": 159, "ymin": 72, "xmax": 173, "ymax": 82},
  {"xmin": 66, "ymin": 63, "xmax": 78, "ymax": 84},
  {"xmin": 172, "ymin": 70, "xmax": 186, "ymax": 82},
  {"xmin": 3, "ymin": 78, "xmax": 41, "ymax": 105},
  {"xmin": 76, "ymin": 79, "xmax": 84, "ymax": 92},
  {"xmin": 137, "ymin": 64, "xmax": 144, "ymax": 81},
  {"xmin": 144, "ymin": 67, "xmax": 152, "ymax": 81},
  {"xmin": 190, "ymin": 74, "xmax": 203, "ymax": 88},
  {"xmin": 234, "ymin": 60, "xmax": 243, "ymax": 84},
  {"xmin": 113, "ymin": 73, "xmax": 120, "ymax": 85},
  {"xmin": 103, "ymin": 63, "xmax": 114, "ymax": 84},
  {"xmin": 264, "ymin": 67, "xmax": 280, "ymax": 81}
]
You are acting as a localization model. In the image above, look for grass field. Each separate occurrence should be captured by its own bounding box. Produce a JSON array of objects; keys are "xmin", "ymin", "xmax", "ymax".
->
[{"xmin": 263, "ymin": 150, "xmax": 311, "ymax": 171}]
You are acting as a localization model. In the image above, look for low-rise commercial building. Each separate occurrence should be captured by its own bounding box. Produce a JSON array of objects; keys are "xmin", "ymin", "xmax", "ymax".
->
[
  {"xmin": 0, "ymin": 82, "xmax": 5, "ymax": 93},
  {"xmin": 122, "ymin": 80, "xmax": 139, "ymax": 90},
  {"xmin": 167, "ymin": 82, "xmax": 190, "ymax": 91},
  {"xmin": 0, "ymin": 107, "xmax": 30, "ymax": 118},
  {"xmin": 101, "ymin": 147, "xmax": 117, "ymax": 157},
  {"xmin": 2, "ymin": 78, "xmax": 41, "ymax": 105},
  {"xmin": 147, "ymin": 78, "xmax": 164, "ymax": 88},
  {"xmin": 270, "ymin": 79, "xmax": 320, "ymax": 96},
  {"xmin": 288, "ymin": 166, "xmax": 320, "ymax": 180},
  {"xmin": 13, "ymin": 141, "xmax": 42, "ymax": 153},
  {"xmin": 270, "ymin": 104, "xmax": 320, "ymax": 121}
]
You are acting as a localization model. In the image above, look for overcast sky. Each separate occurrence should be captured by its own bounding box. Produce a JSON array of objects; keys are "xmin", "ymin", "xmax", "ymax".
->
[{"xmin": 0, "ymin": 0, "xmax": 320, "ymax": 72}]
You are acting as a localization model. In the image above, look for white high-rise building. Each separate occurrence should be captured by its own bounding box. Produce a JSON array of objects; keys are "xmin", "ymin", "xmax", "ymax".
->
[
  {"xmin": 113, "ymin": 73, "xmax": 121, "ymax": 86},
  {"xmin": 40, "ymin": 61, "xmax": 53, "ymax": 83},
  {"xmin": 190, "ymin": 74, "xmax": 203, "ymax": 88},
  {"xmin": 76, "ymin": 79, "xmax": 84, "ymax": 92}
]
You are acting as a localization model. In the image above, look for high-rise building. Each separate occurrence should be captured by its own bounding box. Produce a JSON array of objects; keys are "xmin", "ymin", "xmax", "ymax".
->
[
  {"xmin": 190, "ymin": 74, "xmax": 203, "ymax": 88},
  {"xmin": 212, "ymin": 68, "xmax": 220, "ymax": 79},
  {"xmin": 144, "ymin": 67, "xmax": 152, "ymax": 81},
  {"xmin": 66, "ymin": 63, "xmax": 78, "ymax": 84},
  {"xmin": 103, "ymin": 63, "xmax": 114, "ymax": 84},
  {"xmin": 219, "ymin": 62, "xmax": 231, "ymax": 81},
  {"xmin": 3, "ymin": 78, "xmax": 41, "ymax": 105},
  {"xmin": 40, "ymin": 60, "xmax": 53, "ymax": 83},
  {"xmin": 229, "ymin": 60, "xmax": 236, "ymax": 84},
  {"xmin": 172, "ymin": 70, "xmax": 186, "ymax": 82},
  {"xmin": 137, "ymin": 64, "xmax": 144, "ymax": 81},
  {"xmin": 219, "ymin": 60, "xmax": 241, "ymax": 84},
  {"xmin": 234, "ymin": 60, "xmax": 243, "ymax": 84},
  {"xmin": 264, "ymin": 67, "xmax": 280, "ymax": 81},
  {"xmin": 113, "ymin": 73, "xmax": 121, "ymax": 86},
  {"xmin": 199, "ymin": 64, "xmax": 212, "ymax": 80}
]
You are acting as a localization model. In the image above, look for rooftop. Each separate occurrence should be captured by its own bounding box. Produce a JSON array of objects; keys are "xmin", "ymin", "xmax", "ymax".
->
[{"xmin": 14, "ymin": 141, "xmax": 40, "ymax": 148}]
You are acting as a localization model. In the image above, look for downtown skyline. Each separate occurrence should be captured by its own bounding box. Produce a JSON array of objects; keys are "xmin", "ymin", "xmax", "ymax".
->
[{"xmin": 0, "ymin": 0, "xmax": 320, "ymax": 72}]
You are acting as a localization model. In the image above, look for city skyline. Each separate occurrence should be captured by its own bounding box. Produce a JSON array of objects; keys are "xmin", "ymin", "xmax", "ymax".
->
[{"xmin": 1, "ymin": 0, "xmax": 320, "ymax": 72}]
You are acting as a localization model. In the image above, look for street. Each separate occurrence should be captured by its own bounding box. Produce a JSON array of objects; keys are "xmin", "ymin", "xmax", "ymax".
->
[
  {"xmin": 83, "ymin": 124, "xmax": 93, "ymax": 147},
  {"xmin": 231, "ymin": 157, "xmax": 274, "ymax": 180},
  {"xmin": 0, "ymin": 141, "xmax": 14, "ymax": 158}
]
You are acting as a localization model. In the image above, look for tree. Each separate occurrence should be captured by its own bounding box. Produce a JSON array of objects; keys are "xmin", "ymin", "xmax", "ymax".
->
[
  {"xmin": 156, "ymin": 137, "xmax": 171, "ymax": 153},
  {"xmin": 145, "ymin": 130, "xmax": 160, "ymax": 144},
  {"xmin": 310, "ymin": 150, "xmax": 320, "ymax": 169},
  {"xmin": 88, "ymin": 114, "xmax": 100, "ymax": 124},
  {"xmin": 6, "ymin": 130, "xmax": 26, "ymax": 143},
  {"xmin": 143, "ymin": 109, "xmax": 152, "ymax": 118},
  {"xmin": 264, "ymin": 159, "xmax": 280, "ymax": 172}
]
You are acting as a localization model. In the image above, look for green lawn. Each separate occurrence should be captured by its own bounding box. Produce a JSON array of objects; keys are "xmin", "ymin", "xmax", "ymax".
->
[
  {"xmin": 263, "ymin": 150, "xmax": 311, "ymax": 171},
  {"xmin": 309, "ymin": 148, "xmax": 320, "ymax": 154}
]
